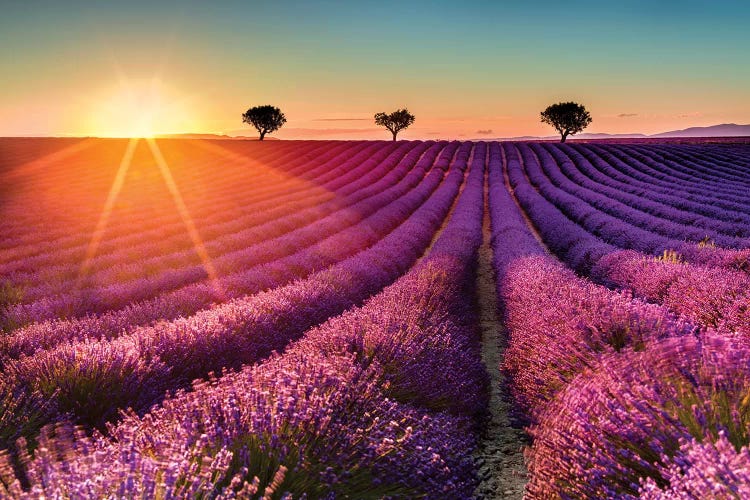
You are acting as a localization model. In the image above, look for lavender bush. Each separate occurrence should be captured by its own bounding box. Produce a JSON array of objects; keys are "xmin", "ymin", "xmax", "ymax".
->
[{"xmin": 526, "ymin": 333, "xmax": 750, "ymax": 499}]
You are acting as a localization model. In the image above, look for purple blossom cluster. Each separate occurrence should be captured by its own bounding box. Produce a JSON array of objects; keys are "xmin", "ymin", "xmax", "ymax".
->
[
  {"xmin": 3, "ymin": 353, "xmax": 474, "ymax": 498},
  {"xmin": 676, "ymin": 243, "xmax": 750, "ymax": 272},
  {"xmin": 0, "ymin": 142, "xmax": 487, "ymax": 498},
  {"xmin": 526, "ymin": 333, "xmax": 750, "ymax": 499},
  {"xmin": 639, "ymin": 432, "xmax": 750, "ymax": 499},
  {"xmin": 499, "ymin": 255, "xmax": 695, "ymax": 420},
  {"xmin": 592, "ymin": 249, "xmax": 750, "ymax": 335}
]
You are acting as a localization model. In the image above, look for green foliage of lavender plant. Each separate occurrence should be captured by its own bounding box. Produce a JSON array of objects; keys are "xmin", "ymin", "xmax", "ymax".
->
[{"xmin": 8, "ymin": 344, "xmax": 167, "ymax": 430}]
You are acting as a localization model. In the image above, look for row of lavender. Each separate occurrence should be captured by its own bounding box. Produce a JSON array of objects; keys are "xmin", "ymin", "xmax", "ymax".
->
[
  {"xmin": 492, "ymin": 141, "xmax": 750, "ymax": 497},
  {"xmin": 539, "ymin": 142, "xmax": 750, "ymax": 335},
  {"xmin": 3, "ymin": 141, "xmax": 412, "ymax": 282},
  {"xmin": 0, "ymin": 140, "xmax": 361, "ymax": 332},
  {"xmin": 566, "ymin": 142, "xmax": 750, "ymax": 197},
  {"xmin": 0, "ymin": 143, "xmax": 488, "ymax": 498},
  {"xmin": 547, "ymin": 142, "xmax": 750, "ymax": 268}
]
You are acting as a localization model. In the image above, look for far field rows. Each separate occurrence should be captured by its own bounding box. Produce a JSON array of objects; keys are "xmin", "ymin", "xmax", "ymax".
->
[{"xmin": 1, "ymin": 138, "xmax": 749, "ymax": 498}]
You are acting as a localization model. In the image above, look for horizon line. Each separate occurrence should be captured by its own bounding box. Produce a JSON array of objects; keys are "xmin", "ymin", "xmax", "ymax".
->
[{"xmin": 2, "ymin": 121, "xmax": 749, "ymax": 142}]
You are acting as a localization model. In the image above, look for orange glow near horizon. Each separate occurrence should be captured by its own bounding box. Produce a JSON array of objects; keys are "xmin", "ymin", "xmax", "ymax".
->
[{"xmin": 79, "ymin": 79, "xmax": 202, "ymax": 138}]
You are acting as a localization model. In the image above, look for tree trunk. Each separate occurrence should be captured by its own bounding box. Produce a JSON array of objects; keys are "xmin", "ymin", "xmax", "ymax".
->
[
  {"xmin": 560, "ymin": 132, "xmax": 568, "ymax": 143},
  {"xmin": 259, "ymin": 130, "xmax": 266, "ymax": 141},
  {"xmin": 392, "ymin": 131, "xmax": 397, "ymax": 141}
]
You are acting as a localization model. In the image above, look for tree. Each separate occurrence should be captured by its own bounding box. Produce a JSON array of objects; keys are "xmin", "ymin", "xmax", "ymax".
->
[
  {"xmin": 242, "ymin": 105, "xmax": 287, "ymax": 140},
  {"xmin": 374, "ymin": 108, "xmax": 415, "ymax": 141},
  {"xmin": 540, "ymin": 102, "xmax": 592, "ymax": 143}
]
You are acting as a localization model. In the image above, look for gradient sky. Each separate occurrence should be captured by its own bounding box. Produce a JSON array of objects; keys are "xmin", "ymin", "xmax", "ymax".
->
[{"xmin": 1, "ymin": 0, "xmax": 748, "ymax": 139}]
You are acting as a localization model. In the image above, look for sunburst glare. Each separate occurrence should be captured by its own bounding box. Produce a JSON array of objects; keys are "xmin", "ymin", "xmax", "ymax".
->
[
  {"xmin": 146, "ymin": 137, "xmax": 223, "ymax": 297},
  {"xmin": 82, "ymin": 78, "xmax": 198, "ymax": 138}
]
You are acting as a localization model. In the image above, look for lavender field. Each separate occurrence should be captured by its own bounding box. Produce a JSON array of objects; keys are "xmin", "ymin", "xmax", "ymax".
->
[{"xmin": 1, "ymin": 137, "xmax": 750, "ymax": 498}]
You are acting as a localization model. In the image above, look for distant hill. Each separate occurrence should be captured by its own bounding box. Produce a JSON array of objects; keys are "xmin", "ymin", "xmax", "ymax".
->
[
  {"xmin": 650, "ymin": 123, "xmax": 750, "ymax": 138},
  {"xmin": 575, "ymin": 132, "xmax": 648, "ymax": 139}
]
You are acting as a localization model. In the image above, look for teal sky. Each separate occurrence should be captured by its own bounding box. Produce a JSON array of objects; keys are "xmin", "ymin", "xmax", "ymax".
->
[{"xmin": 1, "ymin": 1, "xmax": 748, "ymax": 138}]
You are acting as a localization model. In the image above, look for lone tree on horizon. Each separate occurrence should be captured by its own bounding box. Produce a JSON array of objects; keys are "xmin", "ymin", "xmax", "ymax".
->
[
  {"xmin": 374, "ymin": 108, "xmax": 415, "ymax": 141},
  {"xmin": 540, "ymin": 101, "xmax": 592, "ymax": 143},
  {"xmin": 242, "ymin": 105, "xmax": 286, "ymax": 140}
]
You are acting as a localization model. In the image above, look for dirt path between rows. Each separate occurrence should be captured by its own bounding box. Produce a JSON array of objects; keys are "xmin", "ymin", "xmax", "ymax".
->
[{"xmin": 473, "ymin": 201, "xmax": 529, "ymax": 499}]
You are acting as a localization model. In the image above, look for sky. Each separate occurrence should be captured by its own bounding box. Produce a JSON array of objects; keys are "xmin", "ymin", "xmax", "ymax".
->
[{"xmin": 1, "ymin": 0, "xmax": 748, "ymax": 139}]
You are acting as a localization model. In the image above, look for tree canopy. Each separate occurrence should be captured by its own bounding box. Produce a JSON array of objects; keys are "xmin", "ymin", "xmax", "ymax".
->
[
  {"xmin": 242, "ymin": 105, "xmax": 287, "ymax": 140},
  {"xmin": 374, "ymin": 108, "xmax": 415, "ymax": 141},
  {"xmin": 540, "ymin": 102, "xmax": 592, "ymax": 143}
]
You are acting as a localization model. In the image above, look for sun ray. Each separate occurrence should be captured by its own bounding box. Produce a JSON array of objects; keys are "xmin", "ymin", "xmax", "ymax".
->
[
  {"xmin": 78, "ymin": 137, "xmax": 139, "ymax": 283},
  {"xmin": 146, "ymin": 137, "xmax": 223, "ymax": 298}
]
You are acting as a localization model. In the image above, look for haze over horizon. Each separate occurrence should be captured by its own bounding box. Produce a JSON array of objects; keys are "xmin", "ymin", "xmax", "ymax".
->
[{"xmin": 2, "ymin": 1, "xmax": 748, "ymax": 140}]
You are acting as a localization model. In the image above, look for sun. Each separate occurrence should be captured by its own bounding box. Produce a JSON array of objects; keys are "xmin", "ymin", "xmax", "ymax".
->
[{"xmin": 83, "ymin": 78, "xmax": 198, "ymax": 138}]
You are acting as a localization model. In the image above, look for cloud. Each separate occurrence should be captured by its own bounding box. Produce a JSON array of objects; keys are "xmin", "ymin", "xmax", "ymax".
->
[
  {"xmin": 678, "ymin": 112, "xmax": 703, "ymax": 118},
  {"xmin": 475, "ymin": 129, "xmax": 493, "ymax": 135},
  {"xmin": 617, "ymin": 113, "xmax": 638, "ymax": 118}
]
